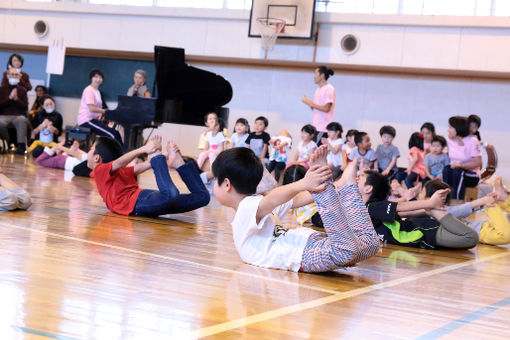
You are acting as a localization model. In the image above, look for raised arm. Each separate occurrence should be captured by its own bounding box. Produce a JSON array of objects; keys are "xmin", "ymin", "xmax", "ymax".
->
[
  {"xmin": 111, "ymin": 135, "xmax": 161, "ymax": 173},
  {"xmin": 256, "ymin": 164, "xmax": 331, "ymax": 224},
  {"xmin": 396, "ymin": 189, "xmax": 449, "ymax": 212}
]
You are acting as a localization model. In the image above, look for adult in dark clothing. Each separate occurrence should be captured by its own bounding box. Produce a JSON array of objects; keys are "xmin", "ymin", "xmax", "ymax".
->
[
  {"xmin": 30, "ymin": 96, "xmax": 63, "ymax": 143},
  {"xmin": 0, "ymin": 68, "xmax": 29, "ymax": 154},
  {"xmin": 1, "ymin": 53, "xmax": 32, "ymax": 91}
]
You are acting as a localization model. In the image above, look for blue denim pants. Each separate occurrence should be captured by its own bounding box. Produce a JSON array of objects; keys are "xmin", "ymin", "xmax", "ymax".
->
[{"xmin": 132, "ymin": 155, "xmax": 210, "ymax": 216}]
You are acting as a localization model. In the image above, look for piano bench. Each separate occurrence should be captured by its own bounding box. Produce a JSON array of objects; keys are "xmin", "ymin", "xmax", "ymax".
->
[{"xmin": 65, "ymin": 126, "xmax": 94, "ymax": 151}]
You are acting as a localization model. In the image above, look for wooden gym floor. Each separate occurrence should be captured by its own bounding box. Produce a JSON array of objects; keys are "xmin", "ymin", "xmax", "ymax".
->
[{"xmin": 0, "ymin": 154, "xmax": 509, "ymax": 339}]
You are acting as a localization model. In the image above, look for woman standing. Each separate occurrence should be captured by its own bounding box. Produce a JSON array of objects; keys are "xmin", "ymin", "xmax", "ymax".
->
[
  {"xmin": 78, "ymin": 69, "xmax": 122, "ymax": 144},
  {"xmin": 301, "ymin": 66, "xmax": 336, "ymax": 145},
  {"xmin": 443, "ymin": 116, "xmax": 482, "ymax": 200}
]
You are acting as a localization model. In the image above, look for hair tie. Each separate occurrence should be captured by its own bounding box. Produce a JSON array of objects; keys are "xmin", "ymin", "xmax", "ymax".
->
[{"xmin": 419, "ymin": 133, "xmax": 424, "ymax": 138}]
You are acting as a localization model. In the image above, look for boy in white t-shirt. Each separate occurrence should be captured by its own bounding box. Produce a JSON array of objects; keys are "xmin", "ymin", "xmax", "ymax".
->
[
  {"xmin": 211, "ymin": 145, "xmax": 380, "ymax": 272},
  {"xmin": 197, "ymin": 122, "xmax": 226, "ymax": 170},
  {"xmin": 267, "ymin": 129, "xmax": 292, "ymax": 182}
]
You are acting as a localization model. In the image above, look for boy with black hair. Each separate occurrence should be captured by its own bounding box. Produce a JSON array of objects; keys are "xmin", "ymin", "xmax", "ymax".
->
[
  {"xmin": 349, "ymin": 131, "xmax": 376, "ymax": 169},
  {"xmin": 245, "ymin": 116, "xmax": 271, "ymax": 164},
  {"xmin": 374, "ymin": 125, "xmax": 400, "ymax": 177},
  {"xmin": 422, "ymin": 178, "xmax": 510, "ymax": 245},
  {"xmin": 358, "ymin": 170, "xmax": 478, "ymax": 249},
  {"xmin": 424, "ymin": 135, "xmax": 450, "ymax": 180},
  {"xmin": 88, "ymin": 135, "xmax": 210, "ymax": 216},
  {"xmin": 212, "ymin": 145, "xmax": 380, "ymax": 272}
]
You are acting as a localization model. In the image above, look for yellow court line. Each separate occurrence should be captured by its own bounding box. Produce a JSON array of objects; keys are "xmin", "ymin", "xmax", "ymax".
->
[
  {"xmin": 0, "ymin": 222, "xmax": 337, "ymax": 295},
  {"xmin": 191, "ymin": 251, "xmax": 510, "ymax": 338}
]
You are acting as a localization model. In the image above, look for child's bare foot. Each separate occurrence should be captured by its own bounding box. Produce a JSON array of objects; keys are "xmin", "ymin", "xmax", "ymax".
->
[
  {"xmin": 167, "ymin": 141, "xmax": 185, "ymax": 169},
  {"xmin": 336, "ymin": 157, "xmax": 358, "ymax": 187},
  {"xmin": 309, "ymin": 145, "xmax": 328, "ymax": 168},
  {"xmin": 493, "ymin": 177, "xmax": 509, "ymax": 202},
  {"xmin": 70, "ymin": 140, "xmax": 80, "ymax": 152}
]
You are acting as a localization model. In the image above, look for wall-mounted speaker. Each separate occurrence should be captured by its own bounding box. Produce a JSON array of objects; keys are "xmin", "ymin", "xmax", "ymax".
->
[
  {"xmin": 340, "ymin": 34, "xmax": 359, "ymax": 54},
  {"xmin": 34, "ymin": 20, "xmax": 49, "ymax": 38}
]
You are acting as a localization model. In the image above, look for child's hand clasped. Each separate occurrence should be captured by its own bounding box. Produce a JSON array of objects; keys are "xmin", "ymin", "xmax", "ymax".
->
[
  {"xmin": 428, "ymin": 188, "xmax": 450, "ymax": 210},
  {"xmin": 302, "ymin": 165, "xmax": 331, "ymax": 193}
]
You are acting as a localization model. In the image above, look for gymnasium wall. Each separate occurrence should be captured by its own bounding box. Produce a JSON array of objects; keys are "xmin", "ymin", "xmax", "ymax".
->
[{"xmin": 1, "ymin": 1, "xmax": 509, "ymax": 177}]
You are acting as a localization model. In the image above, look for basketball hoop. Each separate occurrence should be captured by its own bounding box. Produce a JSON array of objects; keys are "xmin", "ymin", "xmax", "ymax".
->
[{"xmin": 256, "ymin": 17, "xmax": 286, "ymax": 58}]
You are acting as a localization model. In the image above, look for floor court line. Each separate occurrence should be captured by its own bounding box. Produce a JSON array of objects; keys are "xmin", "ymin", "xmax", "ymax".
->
[
  {"xmin": 0, "ymin": 222, "xmax": 338, "ymax": 295},
  {"xmin": 191, "ymin": 251, "xmax": 510, "ymax": 338}
]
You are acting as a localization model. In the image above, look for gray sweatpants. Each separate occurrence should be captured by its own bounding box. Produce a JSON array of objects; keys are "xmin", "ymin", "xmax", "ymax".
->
[
  {"xmin": 0, "ymin": 188, "xmax": 32, "ymax": 211},
  {"xmin": 435, "ymin": 213, "xmax": 478, "ymax": 249},
  {"xmin": 0, "ymin": 115, "xmax": 28, "ymax": 144}
]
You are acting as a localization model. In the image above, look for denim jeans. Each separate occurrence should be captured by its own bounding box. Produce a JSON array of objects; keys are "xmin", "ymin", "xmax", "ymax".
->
[{"xmin": 132, "ymin": 155, "xmax": 210, "ymax": 216}]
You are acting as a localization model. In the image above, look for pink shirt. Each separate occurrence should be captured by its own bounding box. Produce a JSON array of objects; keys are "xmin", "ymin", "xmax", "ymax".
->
[
  {"xmin": 408, "ymin": 146, "xmax": 426, "ymax": 179},
  {"xmin": 312, "ymin": 84, "xmax": 335, "ymax": 132},
  {"xmin": 78, "ymin": 85, "xmax": 102, "ymax": 125},
  {"xmin": 447, "ymin": 136, "xmax": 481, "ymax": 175}
]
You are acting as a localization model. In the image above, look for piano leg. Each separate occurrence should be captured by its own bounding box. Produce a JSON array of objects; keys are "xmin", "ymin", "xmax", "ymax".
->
[{"xmin": 122, "ymin": 126, "xmax": 133, "ymax": 153}]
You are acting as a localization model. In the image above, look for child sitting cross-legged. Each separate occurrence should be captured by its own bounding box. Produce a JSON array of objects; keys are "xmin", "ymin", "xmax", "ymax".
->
[
  {"xmin": 88, "ymin": 135, "xmax": 210, "ymax": 217},
  {"xmin": 211, "ymin": 145, "xmax": 380, "ymax": 272}
]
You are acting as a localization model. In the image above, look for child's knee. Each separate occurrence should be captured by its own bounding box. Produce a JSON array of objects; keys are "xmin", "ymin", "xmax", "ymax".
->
[{"xmin": 12, "ymin": 189, "xmax": 32, "ymax": 210}]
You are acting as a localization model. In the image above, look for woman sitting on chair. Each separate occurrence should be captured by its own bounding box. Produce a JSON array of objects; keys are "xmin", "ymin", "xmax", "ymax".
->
[
  {"xmin": 77, "ymin": 69, "xmax": 122, "ymax": 145},
  {"xmin": 442, "ymin": 116, "xmax": 482, "ymax": 200},
  {"xmin": 127, "ymin": 69, "xmax": 151, "ymax": 98}
]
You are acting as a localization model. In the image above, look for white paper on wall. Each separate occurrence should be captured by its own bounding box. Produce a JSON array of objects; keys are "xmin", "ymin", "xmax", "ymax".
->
[{"xmin": 46, "ymin": 38, "xmax": 66, "ymax": 75}]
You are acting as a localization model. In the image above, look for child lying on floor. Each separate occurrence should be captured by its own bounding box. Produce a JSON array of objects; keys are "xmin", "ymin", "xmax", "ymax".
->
[
  {"xmin": 88, "ymin": 135, "xmax": 210, "ymax": 217},
  {"xmin": 35, "ymin": 140, "xmax": 91, "ymax": 177},
  {"xmin": 0, "ymin": 166, "xmax": 31, "ymax": 211},
  {"xmin": 423, "ymin": 178, "xmax": 510, "ymax": 245},
  {"xmin": 211, "ymin": 145, "xmax": 380, "ymax": 272}
]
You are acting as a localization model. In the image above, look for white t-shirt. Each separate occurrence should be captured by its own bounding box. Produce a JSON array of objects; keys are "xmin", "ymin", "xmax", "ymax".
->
[
  {"xmin": 205, "ymin": 131, "xmax": 227, "ymax": 151},
  {"xmin": 326, "ymin": 137, "xmax": 343, "ymax": 167},
  {"xmin": 230, "ymin": 133, "xmax": 249, "ymax": 148},
  {"xmin": 269, "ymin": 135, "xmax": 292, "ymax": 162},
  {"xmin": 231, "ymin": 195, "xmax": 316, "ymax": 272},
  {"xmin": 342, "ymin": 144, "xmax": 355, "ymax": 159},
  {"xmin": 297, "ymin": 140, "xmax": 317, "ymax": 161}
]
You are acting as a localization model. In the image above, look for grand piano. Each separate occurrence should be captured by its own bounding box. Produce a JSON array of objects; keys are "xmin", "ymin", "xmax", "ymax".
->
[{"xmin": 105, "ymin": 46, "xmax": 232, "ymax": 152}]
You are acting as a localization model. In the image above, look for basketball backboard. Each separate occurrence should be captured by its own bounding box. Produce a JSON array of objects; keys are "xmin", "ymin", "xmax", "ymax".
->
[{"xmin": 248, "ymin": 0, "xmax": 317, "ymax": 40}]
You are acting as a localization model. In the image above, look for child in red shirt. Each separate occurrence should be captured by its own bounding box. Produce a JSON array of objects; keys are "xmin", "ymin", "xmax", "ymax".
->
[{"xmin": 88, "ymin": 135, "xmax": 210, "ymax": 216}]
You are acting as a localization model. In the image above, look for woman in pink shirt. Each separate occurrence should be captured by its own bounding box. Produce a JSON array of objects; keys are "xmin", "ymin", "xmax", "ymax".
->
[
  {"xmin": 78, "ymin": 69, "xmax": 122, "ymax": 145},
  {"xmin": 443, "ymin": 116, "xmax": 482, "ymax": 200},
  {"xmin": 302, "ymin": 66, "xmax": 336, "ymax": 145}
]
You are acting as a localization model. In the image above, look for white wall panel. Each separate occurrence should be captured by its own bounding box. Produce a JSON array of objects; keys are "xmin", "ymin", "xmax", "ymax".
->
[
  {"xmin": 3, "ymin": 13, "xmax": 49, "ymax": 46},
  {"xmin": 204, "ymin": 20, "xmax": 253, "ymax": 57},
  {"xmin": 79, "ymin": 16, "xmax": 122, "ymax": 50},
  {"xmin": 401, "ymin": 27, "xmax": 461, "ymax": 69},
  {"xmin": 458, "ymin": 28, "xmax": 510, "ymax": 72},
  {"xmin": 119, "ymin": 16, "xmax": 164, "ymax": 52},
  {"xmin": 162, "ymin": 18, "xmax": 208, "ymax": 55}
]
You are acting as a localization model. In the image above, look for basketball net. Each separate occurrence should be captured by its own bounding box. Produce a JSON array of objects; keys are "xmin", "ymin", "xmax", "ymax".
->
[{"xmin": 256, "ymin": 17, "xmax": 286, "ymax": 58}]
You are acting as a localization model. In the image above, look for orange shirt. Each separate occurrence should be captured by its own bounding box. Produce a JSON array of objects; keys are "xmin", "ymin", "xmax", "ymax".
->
[{"xmin": 92, "ymin": 162, "xmax": 142, "ymax": 215}]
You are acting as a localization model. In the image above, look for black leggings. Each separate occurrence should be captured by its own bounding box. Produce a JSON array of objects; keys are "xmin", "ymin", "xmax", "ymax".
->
[
  {"xmin": 266, "ymin": 160, "xmax": 286, "ymax": 182},
  {"xmin": 442, "ymin": 166, "xmax": 479, "ymax": 200}
]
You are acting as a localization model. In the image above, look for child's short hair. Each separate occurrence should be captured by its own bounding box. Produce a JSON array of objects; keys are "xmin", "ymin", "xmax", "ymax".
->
[
  {"xmin": 93, "ymin": 137, "xmax": 123, "ymax": 164},
  {"xmin": 234, "ymin": 117, "xmax": 250, "ymax": 133},
  {"xmin": 326, "ymin": 122, "xmax": 343, "ymax": 136},
  {"xmin": 408, "ymin": 132, "xmax": 424, "ymax": 150},
  {"xmin": 255, "ymin": 116, "xmax": 268, "ymax": 127},
  {"xmin": 364, "ymin": 170, "xmax": 391, "ymax": 203},
  {"xmin": 420, "ymin": 122, "xmax": 436, "ymax": 134},
  {"xmin": 424, "ymin": 179, "xmax": 451, "ymax": 205},
  {"xmin": 468, "ymin": 114, "xmax": 481, "ymax": 128},
  {"xmin": 212, "ymin": 148, "xmax": 263, "ymax": 195},
  {"xmin": 345, "ymin": 129, "xmax": 358, "ymax": 141},
  {"xmin": 431, "ymin": 135, "xmax": 447, "ymax": 148},
  {"xmin": 354, "ymin": 131, "xmax": 368, "ymax": 145},
  {"xmin": 379, "ymin": 125, "xmax": 396, "ymax": 138},
  {"xmin": 301, "ymin": 124, "xmax": 317, "ymax": 136},
  {"xmin": 282, "ymin": 164, "xmax": 307, "ymax": 185},
  {"xmin": 89, "ymin": 68, "xmax": 104, "ymax": 81},
  {"xmin": 448, "ymin": 116, "xmax": 469, "ymax": 137}
]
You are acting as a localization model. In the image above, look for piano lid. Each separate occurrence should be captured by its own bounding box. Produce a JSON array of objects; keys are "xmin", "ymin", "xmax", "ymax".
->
[{"xmin": 154, "ymin": 46, "xmax": 232, "ymax": 126}]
